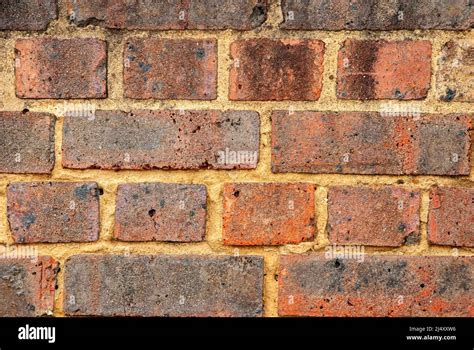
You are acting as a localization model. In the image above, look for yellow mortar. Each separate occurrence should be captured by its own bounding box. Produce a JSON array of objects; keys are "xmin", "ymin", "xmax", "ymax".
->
[{"xmin": 0, "ymin": 0, "xmax": 473, "ymax": 317}]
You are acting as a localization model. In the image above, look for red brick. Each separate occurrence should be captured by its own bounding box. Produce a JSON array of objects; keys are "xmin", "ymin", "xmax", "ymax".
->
[
  {"xmin": 327, "ymin": 186, "xmax": 421, "ymax": 247},
  {"xmin": 337, "ymin": 40, "xmax": 431, "ymax": 100},
  {"xmin": 124, "ymin": 38, "xmax": 216, "ymax": 100},
  {"xmin": 7, "ymin": 182, "xmax": 100, "ymax": 243},
  {"xmin": 281, "ymin": 0, "xmax": 474, "ymax": 30},
  {"xmin": 229, "ymin": 39, "xmax": 324, "ymax": 101},
  {"xmin": 64, "ymin": 254, "xmax": 263, "ymax": 317},
  {"xmin": 114, "ymin": 183, "xmax": 207, "ymax": 242},
  {"xmin": 0, "ymin": 0, "xmax": 57, "ymax": 30},
  {"xmin": 0, "ymin": 112, "xmax": 55, "ymax": 174},
  {"xmin": 272, "ymin": 111, "xmax": 472, "ymax": 175},
  {"xmin": 279, "ymin": 254, "xmax": 474, "ymax": 316},
  {"xmin": 437, "ymin": 39, "xmax": 474, "ymax": 102},
  {"xmin": 0, "ymin": 257, "xmax": 58, "ymax": 316},
  {"xmin": 62, "ymin": 110, "xmax": 259, "ymax": 170},
  {"xmin": 15, "ymin": 38, "xmax": 107, "ymax": 99},
  {"xmin": 223, "ymin": 183, "xmax": 315, "ymax": 245},
  {"xmin": 67, "ymin": 0, "xmax": 267, "ymax": 30},
  {"xmin": 428, "ymin": 186, "xmax": 474, "ymax": 247}
]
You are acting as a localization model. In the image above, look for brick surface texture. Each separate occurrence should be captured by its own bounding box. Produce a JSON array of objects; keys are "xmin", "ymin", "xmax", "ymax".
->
[
  {"xmin": 279, "ymin": 254, "xmax": 473, "ymax": 316},
  {"xmin": 0, "ymin": 0, "xmax": 473, "ymax": 319},
  {"xmin": 64, "ymin": 254, "xmax": 264, "ymax": 317}
]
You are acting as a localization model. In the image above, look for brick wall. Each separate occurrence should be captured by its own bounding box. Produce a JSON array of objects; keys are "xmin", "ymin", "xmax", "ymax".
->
[{"xmin": 0, "ymin": 0, "xmax": 473, "ymax": 317}]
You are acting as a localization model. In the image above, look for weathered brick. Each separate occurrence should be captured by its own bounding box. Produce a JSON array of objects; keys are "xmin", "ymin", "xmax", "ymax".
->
[
  {"xmin": 124, "ymin": 38, "xmax": 217, "ymax": 100},
  {"xmin": 0, "ymin": 0, "xmax": 57, "ymax": 30},
  {"xmin": 0, "ymin": 112, "xmax": 55, "ymax": 174},
  {"xmin": 64, "ymin": 254, "xmax": 264, "ymax": 317},
  {"xmin": 437, "ymin": 39, "xmax": 474, "ymax": 102},
  {"xmin": 281, "ymin": 0, "xmax": 474, "ymax": 30},
  {"xmin": 428, "ymin": 186, "xmax": 474, "ymax": 247},
  {"xmin": 279, "ymin": 254, "xmax": 474, "ymax": 316},
  {"xmin": 229, "ymin": 39, "xmax": 325, "ymax": 101},
  {"xmin": 0, "ymin": 257, "xmax": 58, "ymax": 316},
  {"xmin": 337, "ymin": 40, "xmax": 432, "ymax": 100},
  {"xmin": 327, "ymin": 186, "xmax": 421, "ymax": 247},
  {"xmin": 62, "ymin": 110, "xmax": 260, "ymax": 170},
  {"xmin": 67, "ymin": 0, "xmax": 267, "ymax": 30},
  {"xmin": 15, "ymin": 38, "xmax": 107, "ymax": 99},
  {"xmin": 114, "ymin": 183, "xmax": 207, "ymax": 242},
  {"xmin": 272, "ymin": 111, "xmax": 472, "ymax": 175},
  {"xmin": 7, "ymin": 182, "xmax": 100, "ymax": 243},
  {"xmin": 223, "ymin": 183, "xmax": 315, "ymax": 245}
]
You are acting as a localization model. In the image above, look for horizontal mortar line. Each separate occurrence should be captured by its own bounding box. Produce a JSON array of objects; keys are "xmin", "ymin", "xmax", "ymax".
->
[
  {"xmin": 2, "ymin": 103, "xmax": 474, "ymax": 113},
  {"xmin": 0, "ymin": 240, "xmax": 472, "ymax": 254},
  {"xmin": 0, "ymin": 174, "xmax": 474, "ymax": 189},
  {"xmin": 4, "ymin": 26, "xmax": 474, "ymax": 38}
]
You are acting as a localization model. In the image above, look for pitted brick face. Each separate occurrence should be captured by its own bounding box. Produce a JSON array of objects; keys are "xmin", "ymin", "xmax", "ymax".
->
[
  {"xmin": 62, "ymin": 109, "xmax": 260, "ymax": 170},
  {"xmin": 124, "ymin": 38, "xmax": 217, "ymax": 100},
  {"xmin": 0, "ymin": 257, "xmax": 58, "ymax": 316},
  {"xmin": 7, "ymin": 182, "xmax": 100, "ymax": 243},
  {"xmin": 281, "ymin": 0, "xmax": 474, "ymax": 30},
  {"xmin": 15, "ymin": 38, "xmax": 107, "ymax": 99},
  {"xmin": 64, "ymin": 254, "xmax": 264, "ymax": 317},
  {"xmin": 0, "ymin": 112, "xmax": 55, "ymax": 174},
  {"xmin": 114, "ymin": 183, "xmax": 207, "ymax": 242},
  {"xmin": 67, "ymin": 0, "xmax": 268, "ymax": 30},
  {"xmin": 437, "ymin": 39, "xmax": 474, "ymax": 102},
  {"xmin": 0, "ymin": 0, "xmax": 57, "ymax": 30},
  {"xmin": 279, "ymin": 254, "xmax": 474, "ymax": 317},
  {"xmin": 229, "ymin": 39, "xmax": 325, "ymax": 101},
  {"xmin": 337, "ymin": 39, "xmax": 432, "ymax": 100},
  {"xmin": 327, "ymin": 186, "xmax": 421, "ymax": 247},
  {"xmin": 272, "ymin": 111, "xmax": 472, "ymax": 175},
  {"xmin": 223, "ymin": 183, "xmax": 316, "ymax": 245},
  {"xmin": 428, "ymin": 186, "xmax": 474, "ymax": 247}
]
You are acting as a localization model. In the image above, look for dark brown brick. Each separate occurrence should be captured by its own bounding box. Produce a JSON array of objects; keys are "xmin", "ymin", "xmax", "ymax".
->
[
  {"xmin": 437, "ymin": 39, "xmax": 474, "ymax": 102},
  {"xmin": 0, "ymin": 0, "xmax": 57, "ymax": 30},
  {"xmin": 337, "ymin": 39, "xmax": 431, "ymax": 100},
  {"xmin": 124, "ymin": 38, "xmax": 217, "ymax": 100},
  {"xmin": 7, "ymin": 182, "xmax": 100, "ymax": 243},
  {"xmin": 0, "ymin": 112, "xmax": 55, "ymax": 174},
  {"xmin": 272, "ymin": 111, "xmax": 472, "ymax": 175},
  {"xmin": 62, "ymin": 110, "xmax": 260, "ymax": 170},
  {"xmin": 281, "ymin": 0, "xmax": 474, "ymax": 30},
  {"xmin": 223, "ymin": 183, "xmax": 315, "ymax": 245},
  {"xmin": 67, "ymin": 0, "xmax": 267, "ymax": 30},
  {"xmin": 114, "ymin": 183, "xmax": 207, "ymax": 242},
  {"xmin": 279, "ymin": 254, "xmax": 474, "ymax": 316},
  {"xmin": 15, "ymin": 38, "xmax": 107, "ymax": 99},
  {"xmin": 428, "ymin": 186, "xmax": 474, "ymax": 247},
  {"xmin": 0, "ymin": 257, "xmax": 58, "ymax": 316},
  {"xmin": 64, "ymin": 254, "xmax": 264, "ymax": 317},
  {"xmin": 327, "ymin": 186, "xmax": 421, "ymax": 247},
  {"xmin": 229, "ymin": 39, "xmax": 325, "ymax": 101}
]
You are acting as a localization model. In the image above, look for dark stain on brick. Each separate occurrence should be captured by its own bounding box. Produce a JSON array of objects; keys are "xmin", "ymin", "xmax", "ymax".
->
[
  {"xmin": 441, "ymin": 88, "xmax": 457, "ymax": 102},
  {"xmin": 74, "ymin": 184, "xmax": 91, "ymax": 200},
  {"xmin": 195, "ymin": 48, "xmax": 206, "ymax": 60},
  {"xmin": 22, "ymin": 213, "xmax": 36, "ymax": 229},
  {"xmin": 339, "ymin": 40, "xmax": 378, "ymax": 99},
  {"xmin": 436, "ymin": 263, "xmax": 471, "ymax": 296}
]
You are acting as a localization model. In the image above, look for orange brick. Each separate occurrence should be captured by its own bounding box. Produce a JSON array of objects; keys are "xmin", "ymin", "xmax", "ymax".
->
[
  {"xmin": 229, "ymin": 39, "xmax": 324, "ymax": 101},
  {"xmin": 15, "ymin": 38, "xmax": 107, "ymax": 99},
  {"xmin": 223, "ymin": 183, "xmax": 315, "ymax": 245},
  {"xmin": 428, "ymin": 186, "xmax": 474, "ymax": 247},
  {"xmin": 337, "ymin": 39, "xmax": 431, "ymax": 100}
]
